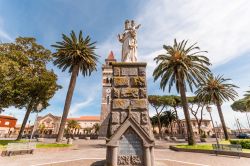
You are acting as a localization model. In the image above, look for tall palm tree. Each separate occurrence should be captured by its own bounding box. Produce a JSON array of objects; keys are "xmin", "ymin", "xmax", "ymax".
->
[
  {"xmin": 52, "ymin": 31, "xmax": 98, "ymax": 142},
  {"xmin": 195, "ymin": 75, "xmax": 238, "ymax": 140},
  {"xmin": 153, "ymin": 39, "xmax": 211, "ymax": 145}
]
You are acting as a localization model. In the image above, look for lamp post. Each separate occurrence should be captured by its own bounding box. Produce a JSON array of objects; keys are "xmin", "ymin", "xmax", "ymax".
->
[
  {"xmin": 206, "ymin": 106, "xmax": 219, "ymax": 146},
  {"xmin": 30, "ymin": 103, "xmax": 43, "ymax": 141}
]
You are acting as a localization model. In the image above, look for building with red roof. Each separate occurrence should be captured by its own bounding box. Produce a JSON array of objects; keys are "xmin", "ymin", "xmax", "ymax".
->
[{"xmin": 0, "ymin": 115, "xmax": 17, "ymax": 137}]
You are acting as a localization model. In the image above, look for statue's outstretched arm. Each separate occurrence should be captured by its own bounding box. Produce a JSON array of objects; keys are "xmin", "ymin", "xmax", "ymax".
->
[{"xmin": 135, "ymin": 24, "xmax": 141, "ymax": 29}]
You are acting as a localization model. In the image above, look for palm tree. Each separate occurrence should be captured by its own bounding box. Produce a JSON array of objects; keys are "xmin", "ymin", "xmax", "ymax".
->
[
  {"xmin": 38, "ymin": 124, "xmax": 46, "ymax": 138},
  {"xmin": 93, "ymin": 123, "xmax": 100, "ymax": 134},
  {"xmin": 66, "ymin": 120, "xmax": 81, "ymax": 138},
  {"xmin": 195, "ymin": 75, "xmax": 238, "ymax": 140},
  {"xmin": 161, "ymin": 111, "xmax": 177, "ymax": 136},
  {"xmin": 153, "ymin": 39, "xmax": 211, "ymax": 145},
  {"xmin": 150, "ymin": 116, "xmax": 159, "ymax": 134},
  {"xmin": 52, "ymin": 31, "xmax": 98, "ymax": 142}
]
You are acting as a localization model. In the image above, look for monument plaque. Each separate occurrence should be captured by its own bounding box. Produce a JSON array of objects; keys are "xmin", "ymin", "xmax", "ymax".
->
[{"xmin": 118, "ymin": 128, "xmax": 143, "ymax": 165}]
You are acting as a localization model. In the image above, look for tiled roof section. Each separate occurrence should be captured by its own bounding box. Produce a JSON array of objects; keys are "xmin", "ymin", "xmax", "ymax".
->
[
  {"xmin": 0, "ymin": 115, "xmax": 17, "ymax": 120},
  {"xmin": 67, "ymin": 116, "xmax": 100, "ymax": 121},
  {"xmin": 107, "ymin": 51, "xmax": 115, "ymax": 60}
]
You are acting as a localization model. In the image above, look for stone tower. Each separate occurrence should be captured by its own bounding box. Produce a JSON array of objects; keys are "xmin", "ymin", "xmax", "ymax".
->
[{"xmin": 99, "ymin": 51, "xmax": 117, "ymax": 138}]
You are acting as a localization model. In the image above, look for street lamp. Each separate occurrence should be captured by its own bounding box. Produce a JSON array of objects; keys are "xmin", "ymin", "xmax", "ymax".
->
[
  {"xmin": 30, "ymin": 103, "xmax": 43, "ymax": 141},
  {"xmin": 206, "ymin": 105, "xmax": 219, "ymax": 146}
]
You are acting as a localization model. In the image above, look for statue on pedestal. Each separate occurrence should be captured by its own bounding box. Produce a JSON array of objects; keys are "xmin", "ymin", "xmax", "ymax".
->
[{"xmin": 118, "ymin": 20, "xmax": 141, "ymax": 62}]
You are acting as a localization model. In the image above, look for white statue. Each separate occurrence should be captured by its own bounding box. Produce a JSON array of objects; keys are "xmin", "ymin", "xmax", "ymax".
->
[{"xmin": 118, "ymin": 20, "xmax": 141, "ymax": 62}]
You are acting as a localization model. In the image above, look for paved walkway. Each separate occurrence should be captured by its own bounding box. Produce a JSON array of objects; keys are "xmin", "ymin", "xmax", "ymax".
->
[{"xmin": 0, "ymin": 140, "xmax": 249, "ymax": 166}]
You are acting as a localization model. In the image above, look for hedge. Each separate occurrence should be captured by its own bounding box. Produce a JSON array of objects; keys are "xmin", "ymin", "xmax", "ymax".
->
[{"xmin": 230, "ymin": 139, "xmax": 250, "ymax": 149}]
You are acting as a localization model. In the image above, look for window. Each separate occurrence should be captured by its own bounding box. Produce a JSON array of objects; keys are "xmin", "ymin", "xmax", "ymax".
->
[{"xmin": 5, "ymin": 121, "xmax": 10, "ymax": 125}]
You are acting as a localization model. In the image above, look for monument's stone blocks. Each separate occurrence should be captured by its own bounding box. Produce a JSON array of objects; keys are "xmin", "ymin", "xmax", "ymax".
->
[
  {"xmin": 113, "ymin": 88, "xmax": 120, "ymax": 98},
  {"xmin": 114, "ymin": 77, "xmax": 129, "ymax": 87},
  {"xmin": 138, "ymin": 67, "xmax": 146, "ymax": 76},
  {"xmin": 114, "ymin": 67, "xmax": 120, "ymax": 76},
  {"xmin": 141, "ymin": 125, "xmax": 150, "ymax": 136},
  {"xmin": 130, "ymin": 77, "xmax": 146, "ymax": 87},
  {"xmin": 106, "ymin": 62, "xmax": 154, "ymax": 166},
  {"xmin": 113, "ymin": 99, "xmax": 130, "ymax": 110},
  {"xmin": 121, "ymin": 88, "xmax": 139, "ymax": 98},
  {"xmin": 111, "ymin": 124, "xmax": 120, "ymax": 135},
  {"xmin": 130, "ymin": 99, "xmax": 147, "ymax": 109},
  {"xmin": 139, "ymin": 88, "xmax": 147, "ymax": 98},
  {"xmin": 120, "ymin": 112, "xmax": 128, "ymax": 123},
  {"xmin": 111, "ymin": 112, "xmax": 120, "ymax": 124},
  {"xmin": 141, "ymin": 112, "xmax": 149, "ymax": 124},
  {"xmin": 131, "ymin": 112, "xmax": 141, "ymax": 124},
  {"xmin": 121, "ymin": 67, "xmax": 138, "ymax": 76}
]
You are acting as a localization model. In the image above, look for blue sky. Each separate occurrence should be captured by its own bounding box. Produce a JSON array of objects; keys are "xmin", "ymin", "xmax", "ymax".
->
[{"xmin": 1, "ymin": 0, "xmax": 250, "ymax": 129}]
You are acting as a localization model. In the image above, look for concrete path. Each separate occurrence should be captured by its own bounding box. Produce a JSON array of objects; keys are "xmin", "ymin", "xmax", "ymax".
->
[{"xmin": 0, "ymin": 139, "xmax": 249, "ymax": 166}]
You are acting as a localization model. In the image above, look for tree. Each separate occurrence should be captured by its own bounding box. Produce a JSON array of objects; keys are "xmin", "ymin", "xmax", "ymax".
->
[
  {"xmin": 150, "ymin": 116, "xmax": 158, "ymax": 132},
  {"xmin": 93, "ymin": 123, "xmax": 100, "ymax": 134},
  {"xmin": 52, "ymin": 31, "xmax": 99, "ymax": 142},
  {"xmin": 161, "ymin": 95, "xmax": 182, "ymax": 134},
  {"xmin": 231, "ymin": 90, "xmax": 250, "ymax": 128},
  {"xmin": 187, "ymin": 96, "xmax": 206, "ymax": 135},
  {"xmin": 196, "ymin": 75, "xmax": 238, "ymax": 140},
  {"xmin": 148, "ymin": 95, "xmax": 166, "ymax": 138},
  {"xmin": 38, "ymin": 124, "xmax": 46, "ymax": 138},
  {"xmin": 66, "ymin": 120, "xmax": 81, "ymax": 138},
  {"xmin": 161, "ymin": 111, "xmax": 177, "ymax": 136},
  {"xmin": 0, "ymin": 37, "xmax": 61, "ymax": 140},
  {"xmin": 153, "ymin": 39, "xmax": 211, "ymax": 145}
]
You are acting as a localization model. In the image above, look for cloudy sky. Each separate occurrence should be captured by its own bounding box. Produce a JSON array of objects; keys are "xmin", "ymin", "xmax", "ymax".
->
[{"xmin": 1, "ymin": 0, "xmax": 250, "ymax": 129}]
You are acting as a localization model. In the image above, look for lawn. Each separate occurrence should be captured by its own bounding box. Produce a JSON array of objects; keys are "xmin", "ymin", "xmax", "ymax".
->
[
  {"xmin": 36, "ymin": 143, "xmax": 71, "ymax": 148},
  {"xmin": 0, "ymin": 140, "xmax": 71, "ymax": 150},
  {"xmin": 175, "ymin": 140, "xmax": 250, "ymax": 153}
]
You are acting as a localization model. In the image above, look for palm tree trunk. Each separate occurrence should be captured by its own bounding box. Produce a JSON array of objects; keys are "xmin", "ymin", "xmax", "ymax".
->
[
  {"xmin": 170, "ymin": 123, "xmax": 173, "ymax": 136},
  {"xmin": 56, "ymin": 65, "xmax": 79, "ymax": 142},
  {"xmin": 16, "ymin": 102, "xmax": 33, "ymax": 140},
  {"xmin": 216, "ymin": 100, "xmax": 229, "ymax": 140},
  {"xmin": 178, "ymin": 76, "xmax": 196, "ymax": 145}
]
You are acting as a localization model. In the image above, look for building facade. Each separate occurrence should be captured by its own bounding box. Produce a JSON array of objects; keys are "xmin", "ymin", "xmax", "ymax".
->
[
  {"xmin": 154, "ymin": 118, "xmax": 214, "ymax": 138},
  {"xmin": 0, "ymin": 115, "xmax": 17, "ymax": 137},
  {"xmin": 33, "ymin": 113, "xmax": 100, "ymax": 135},
  {"xmin": 34, "ymin": 113, "xmax": 61, "ymax": 135},
  {"xmin": 99, "ymin": 51, "xmax": 117, "ymax": 137}
]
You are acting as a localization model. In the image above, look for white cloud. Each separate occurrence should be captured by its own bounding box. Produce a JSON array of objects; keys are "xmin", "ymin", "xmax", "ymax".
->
[
  {"xmin": 69, "ymin": 97, "xmax": 94, "ymax": 115},
  {"xmin": 134, "ymin": 0, "xmax": 250, "ymax": 74}
]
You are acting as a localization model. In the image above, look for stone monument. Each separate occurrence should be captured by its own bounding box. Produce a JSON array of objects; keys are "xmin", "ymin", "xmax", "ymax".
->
[{"xmin": 105, "ymin": 20, "xmax": 155, "ymax": 166}]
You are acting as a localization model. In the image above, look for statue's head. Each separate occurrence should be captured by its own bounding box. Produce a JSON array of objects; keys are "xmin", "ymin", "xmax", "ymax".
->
[
  {"xmin": 125, "ymin": 20, "xmax": 130, "ymax": 30},
  {"xmin": 131, "ymin": 20, "xmax": 135, "ymax": 27}
]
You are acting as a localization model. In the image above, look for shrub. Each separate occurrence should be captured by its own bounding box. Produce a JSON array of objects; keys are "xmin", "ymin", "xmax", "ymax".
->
[{"xmin": 230, "ymin": 139, "xmax": 250, "ymax": 149}]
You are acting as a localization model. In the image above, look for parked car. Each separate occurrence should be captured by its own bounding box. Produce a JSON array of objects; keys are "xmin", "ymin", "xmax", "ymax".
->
[{"xmin": 237, "ymin": 133, "xmax": 250, "ymax": 139}]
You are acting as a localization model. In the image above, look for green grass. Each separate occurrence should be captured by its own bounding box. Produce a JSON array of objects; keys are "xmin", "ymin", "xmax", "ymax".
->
[
  {"xmin": 0, "ymin": 140, "xmax": 29, "ymax": 149},
  {"xmin": 0, "ymin": 140, "xmax": 71, "ymax": 150},
  {"xmin": 175, "ymin": 144, "xmax": 213, "ymax": 150},
  {"xmin": 174, "ymin": 142, "xmax": 250, "ymax": 153},
  {"xmin": 36, "ymin": 143, "xmax": 72, "ymax": 148}
]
